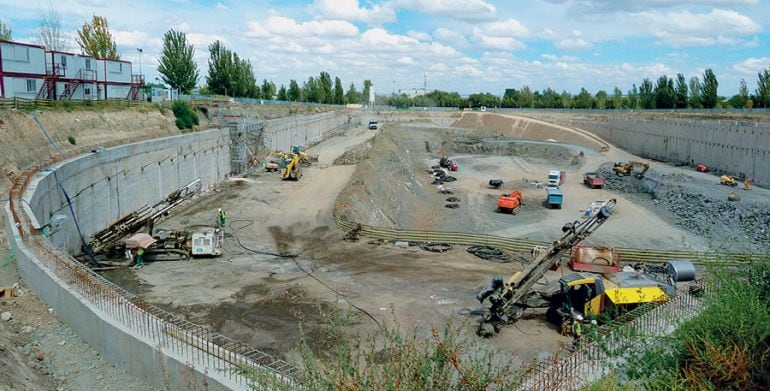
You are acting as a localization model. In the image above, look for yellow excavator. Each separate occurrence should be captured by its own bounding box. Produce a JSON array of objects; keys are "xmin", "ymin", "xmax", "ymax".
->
[
  {"xmin": 613, "ymin": 161, "xmax": 650, "ymax": 179},
  {"xmin": 280, "ymin": 153, "xmax": 302, "ymax": 180},
  {"xmin": 476, "ymin": 199, "xmax": 694, "ymax": 337}
]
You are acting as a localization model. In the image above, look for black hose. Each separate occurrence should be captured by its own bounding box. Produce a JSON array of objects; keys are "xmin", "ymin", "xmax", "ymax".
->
[
  {"xmin": 420, "ymin": 242, "xmax": 452, "ymax": 253},
  {"xmin": 467, "ymin": 246, "xmax": 512, "ymax": 263}
]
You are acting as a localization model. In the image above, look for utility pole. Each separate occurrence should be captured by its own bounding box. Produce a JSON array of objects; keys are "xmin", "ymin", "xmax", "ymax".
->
[{"xmin": 136, "ymin": 48, "xmax": 143, "ymax": 77}]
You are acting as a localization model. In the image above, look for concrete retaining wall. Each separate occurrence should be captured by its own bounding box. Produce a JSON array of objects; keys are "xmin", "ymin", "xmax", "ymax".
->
[
  {"xmin": 27, "ymin": 129, "xmax": 231, "ymax": 255},
  {"xmin": 5, "ymin": 211, "xmax": 232, "ymax": 390},
  {"xmin": 532, "ymin": 114, "xmax": 770, "ymax": 185},
  {"xmin": 5, "ymin": 110, "xmax": 348, "ymax": 390},
  {"xmin": 262, "ymin": 111, "xmax": 348, "ymax": 151}
]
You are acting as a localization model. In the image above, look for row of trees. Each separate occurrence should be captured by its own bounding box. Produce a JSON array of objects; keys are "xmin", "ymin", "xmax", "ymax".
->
[{"xmin": 382, "ymin": 69, "xmax": 770, "ymax": 110}]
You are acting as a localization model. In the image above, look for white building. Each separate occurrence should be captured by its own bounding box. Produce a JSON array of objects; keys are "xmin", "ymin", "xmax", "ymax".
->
[
  {"xmin": 0, "ymin": 39, "xmax": 143, "ymax": 101},
  {"xmin": 0, "ymin": 40, "xmax": 47, "ymax": 99}
]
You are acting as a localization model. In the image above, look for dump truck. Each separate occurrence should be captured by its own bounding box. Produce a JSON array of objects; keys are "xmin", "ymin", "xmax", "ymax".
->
[
  {"xmin": 583, "ymin": 172, "xmax": 605, "ymax": 189},
  {"xmin": 548, "ymin": 170, "xmax": 564, "ymax": 186},
  {"xmin": 546, "ymin": 188, "xmax": 563, "ymax": 209},
  {"xmin": 497, "ymin": 190, "xmax": 523, "ymax": 214}
]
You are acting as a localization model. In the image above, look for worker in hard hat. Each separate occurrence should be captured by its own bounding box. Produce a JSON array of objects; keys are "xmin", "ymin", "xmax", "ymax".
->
[
  {"xmin": 218, "ymin": 208, "xmax": 226, "ymax": 228},
  {"xmin": 133, "ymin": 247, "xmax": 145, "ymax": 269},
  {"xmin": 572, "ymin": 314, "xmax": 583, "ymax": 349}
]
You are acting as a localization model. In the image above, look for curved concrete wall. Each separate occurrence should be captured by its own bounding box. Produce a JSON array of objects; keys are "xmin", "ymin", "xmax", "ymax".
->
[
  {"xmin": 28, "ymin": 129, "xmax": 230, "ymax": 254},
  {"xmin": 6, "ymin": 112, "xmax": 349, "ymax": 390},
  {"xmin": 529, "ymin": 113, "xmax": 770, "ymax": 185}
]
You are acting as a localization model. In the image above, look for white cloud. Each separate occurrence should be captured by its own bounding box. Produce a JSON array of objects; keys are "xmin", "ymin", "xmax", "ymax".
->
[
  {"xmin": 407, "ymin": 30, "xmax": 432, "ymax": 41},
  {"xmin": 397, "ymin": 56, "xmax": 415, "ymax": 65},
  {"xmin": 113, "ymin": 30, "xmax": 163, "ymax": 49},
  {"xmin": 733, "ymin": 57, "xmax": 770, "ymax": 74},
  {"xmin": 392, "ymin": 0, "xmax": 497, "ymax": 22},
  {"xmin": 433, "ymin": 27, "xmax": 467, "ymax": 45},
  {"xmin": 476, "ymin": 18, "xmax": 529, "ymax": 37},
  {"xmin": 545, "ymin": 0, "xmax": 759, "ymax": 14},
  {"xmin": 555, "ymin": 37, "xmax": 592, "ymax": 50},
  {"xmin": 312, "ymin": 0, "xmax": 396, "ymax": 23},
  {"xmin": 254, "ymin": 16, "xmax": 359, "ymax": 38},
  {"xmin": 635, "ymin": 9, "xmax": 761, "ymax": 46},
  {"xmin": 215, "ymin": 2, "xmax": 228, "ymax": 10},
  {"xmin": 478, "ymin": 36, "xmax": 526, "ymax": 51}
]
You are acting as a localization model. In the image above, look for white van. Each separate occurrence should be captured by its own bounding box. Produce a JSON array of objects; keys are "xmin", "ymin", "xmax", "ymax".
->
[{"xmin": 548, "ymin": 170, "xmax": 561, "ymax": 186}]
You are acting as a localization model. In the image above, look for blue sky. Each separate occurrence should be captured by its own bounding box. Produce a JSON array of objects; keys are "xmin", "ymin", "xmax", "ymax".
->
[{"xmin": 1, "ymin": 0, "xmax": 768, "ymax": 96}]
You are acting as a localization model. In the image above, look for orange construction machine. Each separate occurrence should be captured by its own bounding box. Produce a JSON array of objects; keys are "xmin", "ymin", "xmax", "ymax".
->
[{"xmin": 497, "ymin": 190, "xmax": 523, "ymax": 214}]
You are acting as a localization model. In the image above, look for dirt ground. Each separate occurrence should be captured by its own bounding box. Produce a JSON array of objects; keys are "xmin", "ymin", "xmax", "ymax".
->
[
  {"xmin": 18, "ymin": 108, "xmax": 766, "ymax": 387},
  {"xmin": 104, "ymin": 111, "xmax": 754, "ymax": 375}
]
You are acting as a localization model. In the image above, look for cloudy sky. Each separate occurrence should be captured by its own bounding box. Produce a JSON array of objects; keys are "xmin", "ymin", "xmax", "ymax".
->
[{"xmin": 1, "ymin": 0, "xmax": 769, "ymax": 96}]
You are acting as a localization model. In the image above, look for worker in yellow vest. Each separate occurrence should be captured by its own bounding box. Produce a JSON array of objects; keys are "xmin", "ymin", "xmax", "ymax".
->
[{"xmin": 134, "ymin": 247, "xmax": 145, "ymax": 269}]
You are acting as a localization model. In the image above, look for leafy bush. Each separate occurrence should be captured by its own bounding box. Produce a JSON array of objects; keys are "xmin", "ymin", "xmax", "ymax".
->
[
  {"xmin": 623, "ymin": 263, "xmax": 770, "ymax": 389},
  {"xmin": 171, "ymin": 100, "xmax": 199, "ymax": 130},
  {"xmin": 67, "ymin": 136, "xmax": 76, "ymax": 145}
]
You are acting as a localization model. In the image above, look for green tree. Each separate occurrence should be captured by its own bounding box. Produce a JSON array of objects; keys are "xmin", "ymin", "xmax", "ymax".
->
[
  {"xmin": 157, "ymin": 29, "xmax": 199, "ymax": 94},
  {"xmin": 519, "ymin": 86, "xmax": 534, "ymax": 108},
  {"xmin": 277, "ymin": 85, "xmax": 287, "ymax": 101},
  {"xmin": 261, "ymin": 79, "xmax": 276, "ymax": 99},
  {"xmin": 304, "ymin": 76, "xmax": 319, "ymax": 102},
  {"xmin": 540, "ymin": 88, "xmax": 562, "ymax": 108},
  {"xmin": 756, "ymin": 69, "xmax": 770, "ymax": 108},
  {"xmin": 0, "ymin": 19, "xmax": 12, "ymax": 40},
  {"xmin": 627, "ymin": 84, "xmax": 639, "ymax": 109},
  {"xmin": 318, "ymin": 72, "xmax": 333, "ymax": 104},
  {"xmin": 701, "ymin": 68, "xmax": 719, "ymax": 109},
  {"xmin": 610, "ymin": 87, "xmax": 624, "ymax": 109},
  {"xmin": 206, "ymin": 40, "xmax": 257, "ymax": 98},
  {"xmin": 345, "ymin": 83, "xmax": 360, "ymax": 104},
  {"xmin": 728, "ymin": 79, "xmax": 750, "ymax": 108},
  {"xmin": 595, "ymin": 90, "xmax": 608, "ymax": 109},
  {"xmin": 560, "ymin": 90, "xmax": 572, "ymax": 108},
  {"xmin": 468, "ymin": 92, "xmax": 500, "ymax": 108},
  {"xmin": 674, "ymin": 74, "xmax": 688, "ymax": 109},
  {"xmin": 333, "ymin": 77, "xmax": 344, "ymax": 105},
  {"xmin": 362, "ymin": 79, "xmax": 372, "ymax": 105},
  {"xmin": 76, "ymin": 15, "xmax": 119, "ymax": 59},
  {"xmin": 501, "ymin": 88, "xmax": 519, "ymax": 108},
  {"xmin": 574, "ymin": 88, "xmax": 594, "ymax": 109},
  {"xmin": 639, "ymin": 78, "xmax": 655, "ymax": 109},
  {"xmin": 288, "ymin": 79, "xmax": 300, "ymax": 101},
  {"xmin": 654, "ymin": 75, "xmax": 675, "ymax": 109},
  {"xmin": 688, "ymin": 76, "xmax": 702, "ymax": 108}
]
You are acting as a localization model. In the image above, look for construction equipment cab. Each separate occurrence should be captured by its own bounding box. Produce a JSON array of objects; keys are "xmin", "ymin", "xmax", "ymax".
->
[
  {"xmin": 613, "ymin": 161, "xmax": 650, "ymax": 179},
  {"xmin": 497, "ymin": 190, "xmax": 522, "ymax": 214},
  {"xmin": 548, "ymin": 170, "xmax": 562, "ymax": 186},
  {"xmin": 280, "ymin": 153, "xmax": 302, "ymax": 180},
  {"xmin": 720, "ymin": 174, "xmax": 739, "ymax": 187}
]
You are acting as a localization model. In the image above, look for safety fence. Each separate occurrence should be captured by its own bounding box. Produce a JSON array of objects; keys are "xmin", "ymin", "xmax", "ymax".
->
[
  {"xmin": 334, "ymin": 216, "xmax": 769, "ymax": 265},
  {"xmin": 0, "ymin": 97, "xmax": 166, "ymax": 110},
  {"xmin": 8, "ymin": 146, "xmax": 297, "ymax": 389},
  {"xmin": 521, "ymin": 279, "xmax": 706, "ymax": 390}
]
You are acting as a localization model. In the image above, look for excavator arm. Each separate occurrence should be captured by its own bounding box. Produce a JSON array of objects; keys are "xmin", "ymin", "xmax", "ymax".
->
[{"xmin": 476, "ymin": 198, "xmax": 617, "ymax": 336}]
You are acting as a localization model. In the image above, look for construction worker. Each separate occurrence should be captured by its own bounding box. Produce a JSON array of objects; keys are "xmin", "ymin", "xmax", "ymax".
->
[
  {"xmin": 218, "ymin": 208, "xmax": 226, "ymax": 228},
  {"xmin": 134, "ymin": 247, "xmax": 145, "ymax": 269},
  {"xmin": 572, "ymin": 315, "xmax": 583, "ymax": 349}
]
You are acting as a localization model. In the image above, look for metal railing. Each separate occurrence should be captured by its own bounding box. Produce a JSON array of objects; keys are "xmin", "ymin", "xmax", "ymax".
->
[
  {"xmin": 334, "ymin": 215, "xmax": 768, "ymax": 265},
  {"xmin": 519, "ymin": 279, "xmax": 706, "ymax": 390},
  {"xmin": 8, "ymin": 143, "xmax": 298, "ymax": 389}
]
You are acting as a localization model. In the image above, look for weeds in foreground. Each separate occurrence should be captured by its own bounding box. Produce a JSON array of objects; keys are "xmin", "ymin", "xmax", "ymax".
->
[
  {"xmin": 236, "ymin": 311, "xmax": 519, "ymax": 391},
  {"xmin": 620, "ymin": 262, "xmax": 770, "ymax": 389}
]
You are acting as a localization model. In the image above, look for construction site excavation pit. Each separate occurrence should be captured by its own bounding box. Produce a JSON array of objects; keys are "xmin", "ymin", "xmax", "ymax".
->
[{"xmin": 97, "ymin": 111, "xmax": 770, "ymax": 379}]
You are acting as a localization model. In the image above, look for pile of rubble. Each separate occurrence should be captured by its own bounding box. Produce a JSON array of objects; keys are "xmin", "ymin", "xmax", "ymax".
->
[{"xmin": 597, "ymin": 163, "xmax": 770, "ymax": 248}]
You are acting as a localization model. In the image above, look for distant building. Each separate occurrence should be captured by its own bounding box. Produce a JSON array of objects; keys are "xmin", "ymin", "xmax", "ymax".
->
[
  {"xmin": 398, "ymin": 88, "xmax": 426, "ymax": 98},
  {"xmin": 0, "ymin": 39, "xmax": 144, "ymax": 101}
]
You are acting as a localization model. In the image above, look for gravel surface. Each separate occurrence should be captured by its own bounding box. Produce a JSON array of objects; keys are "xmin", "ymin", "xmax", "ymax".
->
[{"xmin": 597, "ymin": 163, "xmax": 770, "ymax": 250}]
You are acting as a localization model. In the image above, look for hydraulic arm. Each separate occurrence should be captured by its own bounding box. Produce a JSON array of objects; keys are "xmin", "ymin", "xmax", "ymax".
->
[{"xmin": 476, "ymin": 198, "xmax": 617, "ymax": 336}]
